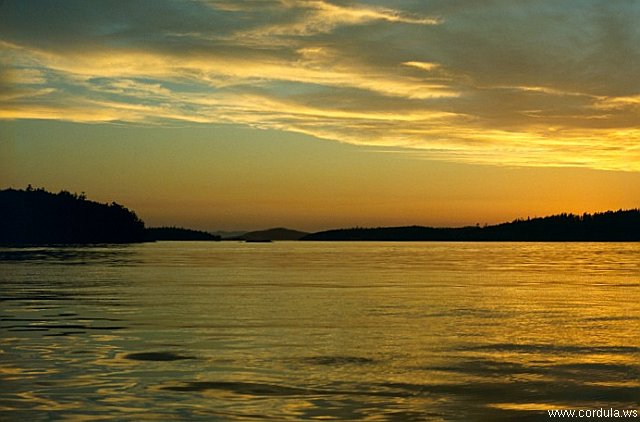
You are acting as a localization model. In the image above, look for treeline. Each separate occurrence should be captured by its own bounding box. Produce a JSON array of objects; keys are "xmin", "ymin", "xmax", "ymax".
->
[
  {"xmin": 0, "ymin": 187, "xmax": 146, "ymax": 244},
  {"xmin": 3, "ymin": 186, "xmax": 638, "ymax": 244},
  {"xmin": 302, "ymin": 210, "xmax": 640, "ymax": 241},
  {"xmin": 146, "ymin": 227, "xmax": 221, "ymax": 241}
]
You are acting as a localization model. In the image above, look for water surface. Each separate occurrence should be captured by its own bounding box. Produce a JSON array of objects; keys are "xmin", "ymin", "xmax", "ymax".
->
[{"xmin": 1, "ymin": 242, "xmax": 639, "ymax": 420}]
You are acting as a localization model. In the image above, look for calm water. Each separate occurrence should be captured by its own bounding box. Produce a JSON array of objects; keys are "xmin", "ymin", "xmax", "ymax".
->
[{"xmin": 1, "ymin": 242, "xmax": 638, "ymax": 421}]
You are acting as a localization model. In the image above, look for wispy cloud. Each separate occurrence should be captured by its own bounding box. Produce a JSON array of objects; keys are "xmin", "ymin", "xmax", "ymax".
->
[
  {"xmin": 403, "ymin": 61, "xmax": 441, "ymax": 72},
  {"xmin": 1, "ymin": 0, "xmax": 639, "ymax": 171},
  {"xmin": 232, "ymin": 0, "xmax": 440, "ymax": 38}
]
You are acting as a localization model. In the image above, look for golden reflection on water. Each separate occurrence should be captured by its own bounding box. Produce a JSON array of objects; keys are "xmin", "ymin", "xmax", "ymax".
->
[{"xmin": 1, "ymin": 242, "xmax": 639, "ymax": 420}]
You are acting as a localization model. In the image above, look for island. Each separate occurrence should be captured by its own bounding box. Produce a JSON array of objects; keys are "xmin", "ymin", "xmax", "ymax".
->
[
  {"xmin": 146, "ymin": 227, "xmax": 221, "ymax": 241},
  {"xmin": 302, "ymin": 210, "xmax": 640, "ymax": 242},
  {"xmin": 0, "ymin": 187, "xmax": 146, "ymax": 244},
  {"xmin": 227, "ymin": 228, "xmax": 309, "ymax": 241}
]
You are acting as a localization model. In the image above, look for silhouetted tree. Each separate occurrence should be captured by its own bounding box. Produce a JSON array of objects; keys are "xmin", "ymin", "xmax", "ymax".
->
[
  {"xmin": 0, "ymin": 187, "xmax": 146, "ymax": 244},
  {"xmin": 302, "ymin": 210, "xmax": 640, "ymax": 241}
]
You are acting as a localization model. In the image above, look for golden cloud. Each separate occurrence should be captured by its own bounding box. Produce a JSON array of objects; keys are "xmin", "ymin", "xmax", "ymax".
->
[{"xmin": 1, "ymin": 1, "xmax": 639, "ymax": 172}]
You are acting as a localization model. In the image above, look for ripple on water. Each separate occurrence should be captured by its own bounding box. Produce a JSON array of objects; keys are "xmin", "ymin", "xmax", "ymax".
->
[
  {"xmin": 124, "ymin": 352, "xmax": 196, "ymax": 362},
  {"xmin": 300, "ymin": 356, "xmax": 377, "ymax": 366}
]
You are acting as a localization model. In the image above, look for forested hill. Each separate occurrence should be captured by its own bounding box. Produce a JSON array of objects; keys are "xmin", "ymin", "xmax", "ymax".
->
[
  {"xmin": 0, "ymin": 187, "xmax": 146, "ymax": 244},
  {"xmin": 302, "ymin": 210, "xmax": 640, "ymax": 241}
]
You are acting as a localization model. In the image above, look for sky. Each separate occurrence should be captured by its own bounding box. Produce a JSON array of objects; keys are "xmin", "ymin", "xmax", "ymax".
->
[{"xmin": 1, "ymin": 0, "xmax": 639, "ymax": 231}]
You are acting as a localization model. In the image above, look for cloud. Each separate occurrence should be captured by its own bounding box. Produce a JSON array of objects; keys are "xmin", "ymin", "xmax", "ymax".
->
[
  {"xmin": 403, "ymin": 61, "xmax": 440, "ymax": 72},
  {"xmin": 230, "ymin": 0, "xmax": 440, "ymax": 38},
  {"xmin": 1, "ymin": 0, "xmax": 639, "ymax": 171}
]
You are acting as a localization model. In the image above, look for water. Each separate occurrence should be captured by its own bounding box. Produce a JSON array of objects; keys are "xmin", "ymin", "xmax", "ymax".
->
[{"xmin": 1, "ymin": 242, "xmax": 638, "ymax": 420}]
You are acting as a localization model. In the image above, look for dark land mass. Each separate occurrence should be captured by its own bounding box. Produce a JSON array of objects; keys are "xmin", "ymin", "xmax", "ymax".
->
[
  {"xmin": 214, "ymin": 230, "xmax": 248, "ymax": 239},
  {"xmin": 302, "ymin": 210, "xmax": 640, "ymax": 242},
  {"xmin": 0, "ymin": 187, "xmax": 145, "ymax": 244},
  {"xmin": 146, "ymin": 227, "xmax": 221, "ymax": 241},
  {"xmin": 229, "ymin": 227, "xmax": 309, "ymax": 241},
  {"xmin": 3, "ymin": 187, "xmax": 639, "ymax": 244}
]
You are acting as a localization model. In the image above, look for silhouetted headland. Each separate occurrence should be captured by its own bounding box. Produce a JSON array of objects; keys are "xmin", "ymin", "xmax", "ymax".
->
[
  {"xmin": 302, "ymin": 210, "xmax": 640, "ymax": 241},
  {"xmin": 146, "ymin": 227, "xmax": 221, "ymax": 241},
  {"xmin": 0, "ymin": 187, "xmax": 145, "ymax": 244}
]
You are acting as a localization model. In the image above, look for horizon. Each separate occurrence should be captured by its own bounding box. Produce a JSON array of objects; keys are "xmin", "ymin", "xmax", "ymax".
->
[
  {"xmin": 73, "ymin": 206, "xmax": 640, "ymax": 234},
  {"xmin": 2, "ymin": 1, "xmax": 640, "ymax": 232},
  {"xmin": 4, "ymin": 185, "xmax": 640, "ymax": 235}
]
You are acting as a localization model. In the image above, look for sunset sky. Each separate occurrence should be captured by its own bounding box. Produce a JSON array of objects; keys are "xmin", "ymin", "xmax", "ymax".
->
[{"xmin": 2, "ymin": 0, "xmax": 639, "ymax": 231}]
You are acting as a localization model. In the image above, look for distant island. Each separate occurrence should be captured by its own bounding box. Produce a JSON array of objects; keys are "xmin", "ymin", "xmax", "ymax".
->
[
  {"xmin": 227, "ymin": 227, "xmax": 309, "ymax": 241},
  {"xmin": 0, "ymin": 187, "xmax": 146, "ymax": 244},
  {"xmin": 302, "ymin": 210, "xmax": 640, "ymax": 242},
  {"xmin": 146, "ymin": 227, "xmax": 221, "ymax": 241}
]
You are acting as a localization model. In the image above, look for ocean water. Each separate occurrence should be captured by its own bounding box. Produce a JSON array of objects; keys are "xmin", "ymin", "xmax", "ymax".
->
[{"xmin": 1, "ymin": 241, "xmax": 638, "ymax": 421}]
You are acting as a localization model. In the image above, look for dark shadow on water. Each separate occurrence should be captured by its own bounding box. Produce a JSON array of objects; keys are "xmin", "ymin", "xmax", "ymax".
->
[
  {"xmin": 379, "ymin": 380, "xmax": 640, "ymax": 405},
  {"xmin": 159, "ymin": 376, "xmax": 640, "ymax": 420},
  {"xmin": 44, "ymin": 331, "xmax": 87, "ymax": 337},
  {"xmin": 160, "ymin": 349, "xmax": 640, "ymax": 419},
  {"xmin": 301, "ymin": 356, "xmax": 377, "ymax": 366},
  {"xmin": 125, "ymin": 352, "xmax": 196, "ymax": 362},
  {"xmin": 43, "ymin": 312, "xmax": 78, "ymax": 317},
  {"xmin": 1, "ymin": 312, "xmax": 127, "ymax": 336},
  {"xmin": 424, "ymin": 359, "xmax": 640, "ymax": 382},
  {"xmin": 457, "ymin": 343, "xmax": 640, "ymax": 354},
  {"xmin": 6, "ymin": 327, "xmax": 50, "ymax": 332},
  {"xmin": 3, "ymin": 323, "xmax": 125, "ymax": 331},
  {"xmin": 1, "ymin": 293, "xmax": 71, "ymax": 302},
  {"xmin": 584, "ymin": 315, "xmax": 640, "ymax": 322},
  {"xmin": 162, "ymin": 381, "xmax": 318, "ymax": 395},
  {"xmin": 0, "ymin": 246, "xmax": 140, "ymax": 266}
]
